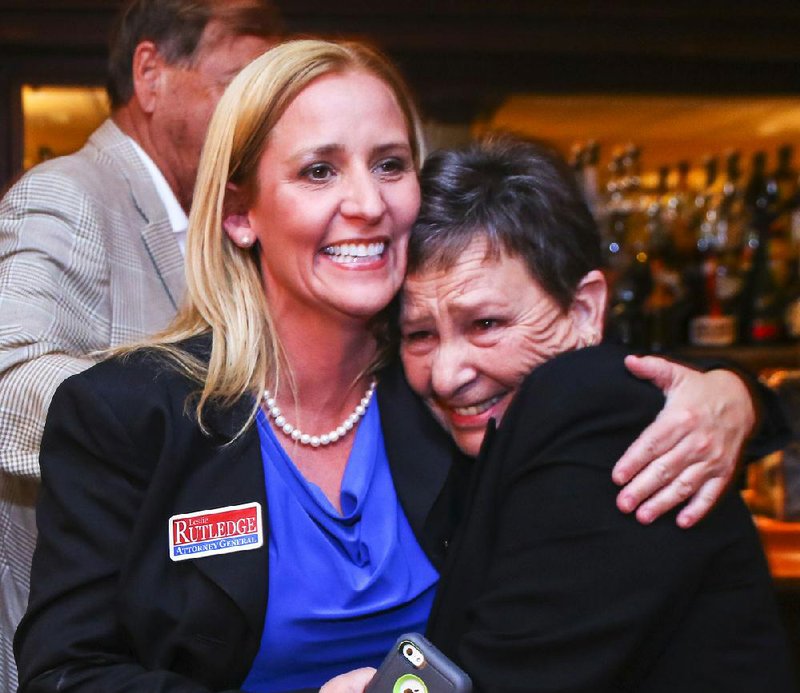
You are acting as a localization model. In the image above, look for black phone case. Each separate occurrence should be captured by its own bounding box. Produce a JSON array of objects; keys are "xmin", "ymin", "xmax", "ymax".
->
[{"xmin": 365, "ymin": 632, "xmax": 472, "ymax": 693}]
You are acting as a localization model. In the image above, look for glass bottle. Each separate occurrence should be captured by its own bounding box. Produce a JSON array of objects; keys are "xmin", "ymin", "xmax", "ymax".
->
[
  {"xmin": 582, "ymin": 140, "xmax": 601, "ymax": 219},
  {"xmin": 687, "ymin": 239, "xmax": 739, "ymax": 347},
  {"xmin": 715, "ymin": 149, "xmax": 745, "ymax": 251},
  {"xmin": 769, "ymin": 144, "xmax": 798, "ymax": 242},
  {"xmin": 663, "ymin": 159, "xmax": 697, "ymax": 262},
  {"xmin": 608, "ymin": 254, "xmax": 651, "ymax": 351},
  {"xmin": 644, "ymin": 202, "xmax": 684, "ymax": 351},
  {"xmin": 740, "ymin": 214, "xmax": 784, "ymax": 344},
  {"xmin": 743, "ymin": 150, "xmax": 772, "ymax": 221},
  {"xmin": 768, "ymin": 145, "xmax": 799, "ymax": 292},
  {"xmin": 687, "ymin": 152, "xmax": 747, "ymax": 346},
  {"xmin": 783, "ymin": 258, "xmax": 800, "ymax": 341}
]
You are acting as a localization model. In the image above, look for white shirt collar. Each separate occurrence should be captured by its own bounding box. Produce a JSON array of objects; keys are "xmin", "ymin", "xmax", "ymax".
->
[{"xmin": 127, "ymin": 137, "xmax": 189, "ymax": 255}]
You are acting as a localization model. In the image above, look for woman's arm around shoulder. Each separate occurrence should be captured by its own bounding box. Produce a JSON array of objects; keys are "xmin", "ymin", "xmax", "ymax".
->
[
  {"xmin": 428, "ymin": 345, "xmax": 788, "ymax": 693},
  {"xmin": 614, "ymin": 353, "xmax": 788, "ymax": 527}
]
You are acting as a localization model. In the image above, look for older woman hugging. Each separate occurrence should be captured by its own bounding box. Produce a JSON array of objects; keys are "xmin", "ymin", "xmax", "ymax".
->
[{"xmin": 395, "ymin": 135, "xmax": 795, "ymax": 693}]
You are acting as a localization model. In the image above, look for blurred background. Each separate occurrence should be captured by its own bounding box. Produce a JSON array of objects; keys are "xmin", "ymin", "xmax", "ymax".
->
[
  {"xmin": 2, "ymin": 1, "xmax": 800, "ymax": 184},
  {"xmin": 3, "ymin": 0, "xmax": 800, "ymax": 660}
]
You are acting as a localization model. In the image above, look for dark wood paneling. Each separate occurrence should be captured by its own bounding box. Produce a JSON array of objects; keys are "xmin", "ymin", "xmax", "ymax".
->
[
  {"xmin": 2, "ymin": 2, "xmax": 800, "ymax": 113},
  {"xmin": 2, "ymin": 1, "xmax": 800, "ymax": 185}
]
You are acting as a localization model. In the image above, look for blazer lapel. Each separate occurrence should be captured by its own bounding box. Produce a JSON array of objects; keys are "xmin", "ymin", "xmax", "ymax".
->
[
  {"xmin": 94, "ymin": 120, "xmax": 186, "ymax": 310},
  {"xmin": 140, "ymin": 221, "xmax": 185, "ymax": 309},
  {"xmin": 377, "ymin": 362, "xmax": 456, "ymax": 553},
  {"xmin": 191, "ymin": 429, "xmax": 269, "ymax": 640},
  {"xmin": 175, "ymin": 391, "xmax": 269, "ymax": 640}
]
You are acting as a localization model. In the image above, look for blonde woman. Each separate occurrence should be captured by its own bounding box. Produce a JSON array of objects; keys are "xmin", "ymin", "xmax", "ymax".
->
[{"xmin": 16, "ymin": 40, "xmax": 778, "ymax": 692}]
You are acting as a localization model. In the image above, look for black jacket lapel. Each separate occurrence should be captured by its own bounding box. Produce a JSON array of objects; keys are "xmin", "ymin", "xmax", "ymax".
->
[
  {"xmin": 175, "ymin": 375, "xmax": 269, "ymax": 641},
  {"xmin": 377, "ymin": 362, "xmax": 460, "ymax": 567}
]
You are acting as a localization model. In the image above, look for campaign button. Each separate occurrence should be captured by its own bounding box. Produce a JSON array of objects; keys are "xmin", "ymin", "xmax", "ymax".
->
[{"xmin": 168, "ymin": 502, "xmax": 263, "ymax": 562}]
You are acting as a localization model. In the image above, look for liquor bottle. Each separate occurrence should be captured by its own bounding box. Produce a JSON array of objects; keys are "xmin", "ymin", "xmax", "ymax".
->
[
  {"xmin": 743, "ymin": 150, "xmax": 772, "ymax": 220},
  {"xmin": 599, "ymin": 146, "xmax": 628, "ymax": 278},
  {"xmin": 620, "ymin": 144, "xmax": 649, "ymax": 260},
  {"xmin": 689, "ymin": 155, "xmax": 722, "ymax": 256},
  {"xmin": 689, "ymin": 156, "xmax": 719, "ymax": 245},
  {"xmin": 603, "ymin": 144, "xmax": 645, "ymax": 286},
  {"xmin": 687, "ymin": 228, "xmax": 740, "ymax": 348},
  {"xmin": 722, "ymin": 149, "xmax": 743, "ymax": 195},
  {"xmin": 582, "ymin": 140, "xmax": 601, "ymax": 218},
  {"xmin": 699, "ymin": 155, "xmax": 719, "ymax": 202},
  {"xmin": 569, "ymin": 142, "xmax": 585, "ymax": 188},
  {"xmin": 768, "ymin": 144, "xmax": 799, "ymax": 287},
  {"xmin": 608, "ymin": 252, "xmax": 651, "ymax": 351},
  {"xmin": 769, "ymin": 144, "xmax": 798, "ymax": 239},
  {"xmin": 620, "ymin": 143, "xmax": 643, "ymax": 215},
  {"xmin": 740, "ymin": 214, "xmax": 784, "ymax": 344},
  {"xmin": 714, "ymin": 150, "xmax": 745, "ymax": 250},
  {"xmin": 663, "ymin": 159, "xmax": 697, "ymax": 261},
  {"xmin": 643, "ymin": 203, "xmax": 683, "ymax": 351},
  {"xmin": 786, "ymin": 149, "xmax": 800, "ymax": 260},
  {"xmin": 783, "ymin": 258, "xmax": 800, "ymax": 341},
  {"xmin": 746, "ymin": 150, "xmax": 791, "ymax": 297},
  {"xmin": 656, "ymin": 165, "xmax": 670, "ymax": 198},
  {"xmin": 604, "ymin": 148, "xmax": 625, "ymax": 213},
  {"xmin": 607, "ymin": 143, "xmax": 650, "ymax": 351},
  {"xmin": 602, "ymin": 209, "xmax": 630, "ymax": 280},
  {"xmin": 687, "ymin": 183, "xmax": 740, "ymax": 347},
  {"xmin": 646, "ymin": 269, "xmax": 676, "ymax": 352}
]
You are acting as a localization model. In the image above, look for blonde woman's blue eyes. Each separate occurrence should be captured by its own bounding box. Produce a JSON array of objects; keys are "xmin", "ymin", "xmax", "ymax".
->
[
  {"xmin": 299, "ymin": 157, "xmax": 409, "ymax": 183},
  {"xmin": 375, "ymin": 157, "xmax": 408, "ymax": 175}
]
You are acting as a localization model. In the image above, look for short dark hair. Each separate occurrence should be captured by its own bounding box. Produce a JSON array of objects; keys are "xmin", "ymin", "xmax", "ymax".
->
[
  {"xmin": 408, "ymin": 134, "xmax": 603, "ymax": 311},
  {"xmin": 107, "ymin": 0, "xmax": 283, "ymax": 109}
]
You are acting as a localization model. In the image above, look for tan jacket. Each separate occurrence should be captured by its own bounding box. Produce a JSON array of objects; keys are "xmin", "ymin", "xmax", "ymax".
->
[{"xmin": 0, "ymin": 118, "xmax": 184, "ymax": 688}]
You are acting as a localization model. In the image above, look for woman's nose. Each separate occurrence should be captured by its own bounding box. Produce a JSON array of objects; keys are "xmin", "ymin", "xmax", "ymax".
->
[
  {"xmin": 340, "ymin": 169, "xmax": 387, "ymax": 223},
  {"xmin": 430, "ymin": 342, "xmax": 476, "ymax": 401}
]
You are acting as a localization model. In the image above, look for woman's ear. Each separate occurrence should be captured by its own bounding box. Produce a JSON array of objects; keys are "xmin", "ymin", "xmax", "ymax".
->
[
  {"xmin": 222, "ymin": 183, "xmax": 255, "ymax": 248},
  {"xmin": 569, "ymin": 270, "xmax": 607, "ymax": 345}
]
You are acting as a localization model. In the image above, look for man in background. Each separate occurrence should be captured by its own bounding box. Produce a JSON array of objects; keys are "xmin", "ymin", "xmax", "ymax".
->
[{"xmin": 0, "ymin": 1, "xmax": 280, "ymax": 687}]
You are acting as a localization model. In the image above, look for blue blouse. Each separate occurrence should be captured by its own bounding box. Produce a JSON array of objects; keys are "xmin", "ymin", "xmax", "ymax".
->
[{"xmin": 241, "ymin": 396, "xmax": 439, "ymax": 692}]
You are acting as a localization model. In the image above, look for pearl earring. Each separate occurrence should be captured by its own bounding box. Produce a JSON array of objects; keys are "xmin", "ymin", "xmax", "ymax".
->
[{"xmin": 240, "ymin": 234, "xmax": 252, "ymax": 247}]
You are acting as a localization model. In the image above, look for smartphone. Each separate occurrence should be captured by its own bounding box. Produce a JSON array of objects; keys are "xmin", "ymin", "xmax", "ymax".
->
[{"xmin": 366, "ymin": 632, "xmax": 472, "ymax": 693}]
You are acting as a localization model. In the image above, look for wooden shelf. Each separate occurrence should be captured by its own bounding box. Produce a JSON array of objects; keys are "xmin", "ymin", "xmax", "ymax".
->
[
  {"xmin": 755, "ymin": 515, "xmax": 800, "ymax": 589},
  {"xmin": 676, "ymin": 344, "xmax": 800, "ymax": 375}
]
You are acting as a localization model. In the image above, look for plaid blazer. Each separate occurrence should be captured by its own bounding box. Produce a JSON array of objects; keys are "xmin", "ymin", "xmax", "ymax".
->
[{"xmin": 0, "ymin": 119, "xmax": 184, "ymax": 688}]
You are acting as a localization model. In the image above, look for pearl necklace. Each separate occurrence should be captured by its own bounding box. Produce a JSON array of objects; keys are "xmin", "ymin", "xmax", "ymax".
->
[{"xmin": 262, "ymin": 379, "xmax": 377, "ymax": 448}]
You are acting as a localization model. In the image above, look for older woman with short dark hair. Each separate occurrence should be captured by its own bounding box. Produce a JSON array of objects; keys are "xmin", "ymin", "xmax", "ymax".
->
[{"xmin": 398, "ymin": 135, "xmax": 795, "ymax": 693}]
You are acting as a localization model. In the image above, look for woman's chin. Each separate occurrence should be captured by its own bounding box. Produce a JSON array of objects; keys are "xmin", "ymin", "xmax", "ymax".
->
[{"xmin": 452, "ymin": 429, "xmax": 487, "ymax": 458}]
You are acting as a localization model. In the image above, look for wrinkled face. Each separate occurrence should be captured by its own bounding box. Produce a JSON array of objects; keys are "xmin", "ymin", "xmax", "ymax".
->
[
  {"xmin": 400, "ymin": 236, "xmax": 581, "ymax": 457},
  {"xmin": 238, "ymin": 69, "xmax": 420, "ymax": 324},
  {"xmin": 156, "ymin": 23, "xmax": 273, "ymax": 209}
]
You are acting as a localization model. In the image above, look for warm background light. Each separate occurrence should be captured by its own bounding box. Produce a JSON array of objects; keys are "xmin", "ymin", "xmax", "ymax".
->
[
  {"xmin": 483, "ymin": 94, "xmax": 800, "ymax": 181},
  {"xmin": 22, "ymin": 85, "xmax": 109, "ymax": 169}
]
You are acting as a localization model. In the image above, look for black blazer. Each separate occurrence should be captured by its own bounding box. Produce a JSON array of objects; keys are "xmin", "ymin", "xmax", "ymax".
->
[
  {"xmin": 426, "ymin": 344, "xmax": 795, "ymax": 693},
  {"xmin": 15, "ymin": 338, "xmax": 790, "ymax": 692},
  {"xmin": 14, "ymin": 341, "xmax": 462, "ymax": 693}
]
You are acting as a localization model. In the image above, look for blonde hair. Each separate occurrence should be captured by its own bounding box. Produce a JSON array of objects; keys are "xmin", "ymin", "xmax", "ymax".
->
[{"xmin": 133, "ymin": 39, "xmax": 425, "ymax": 432}]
